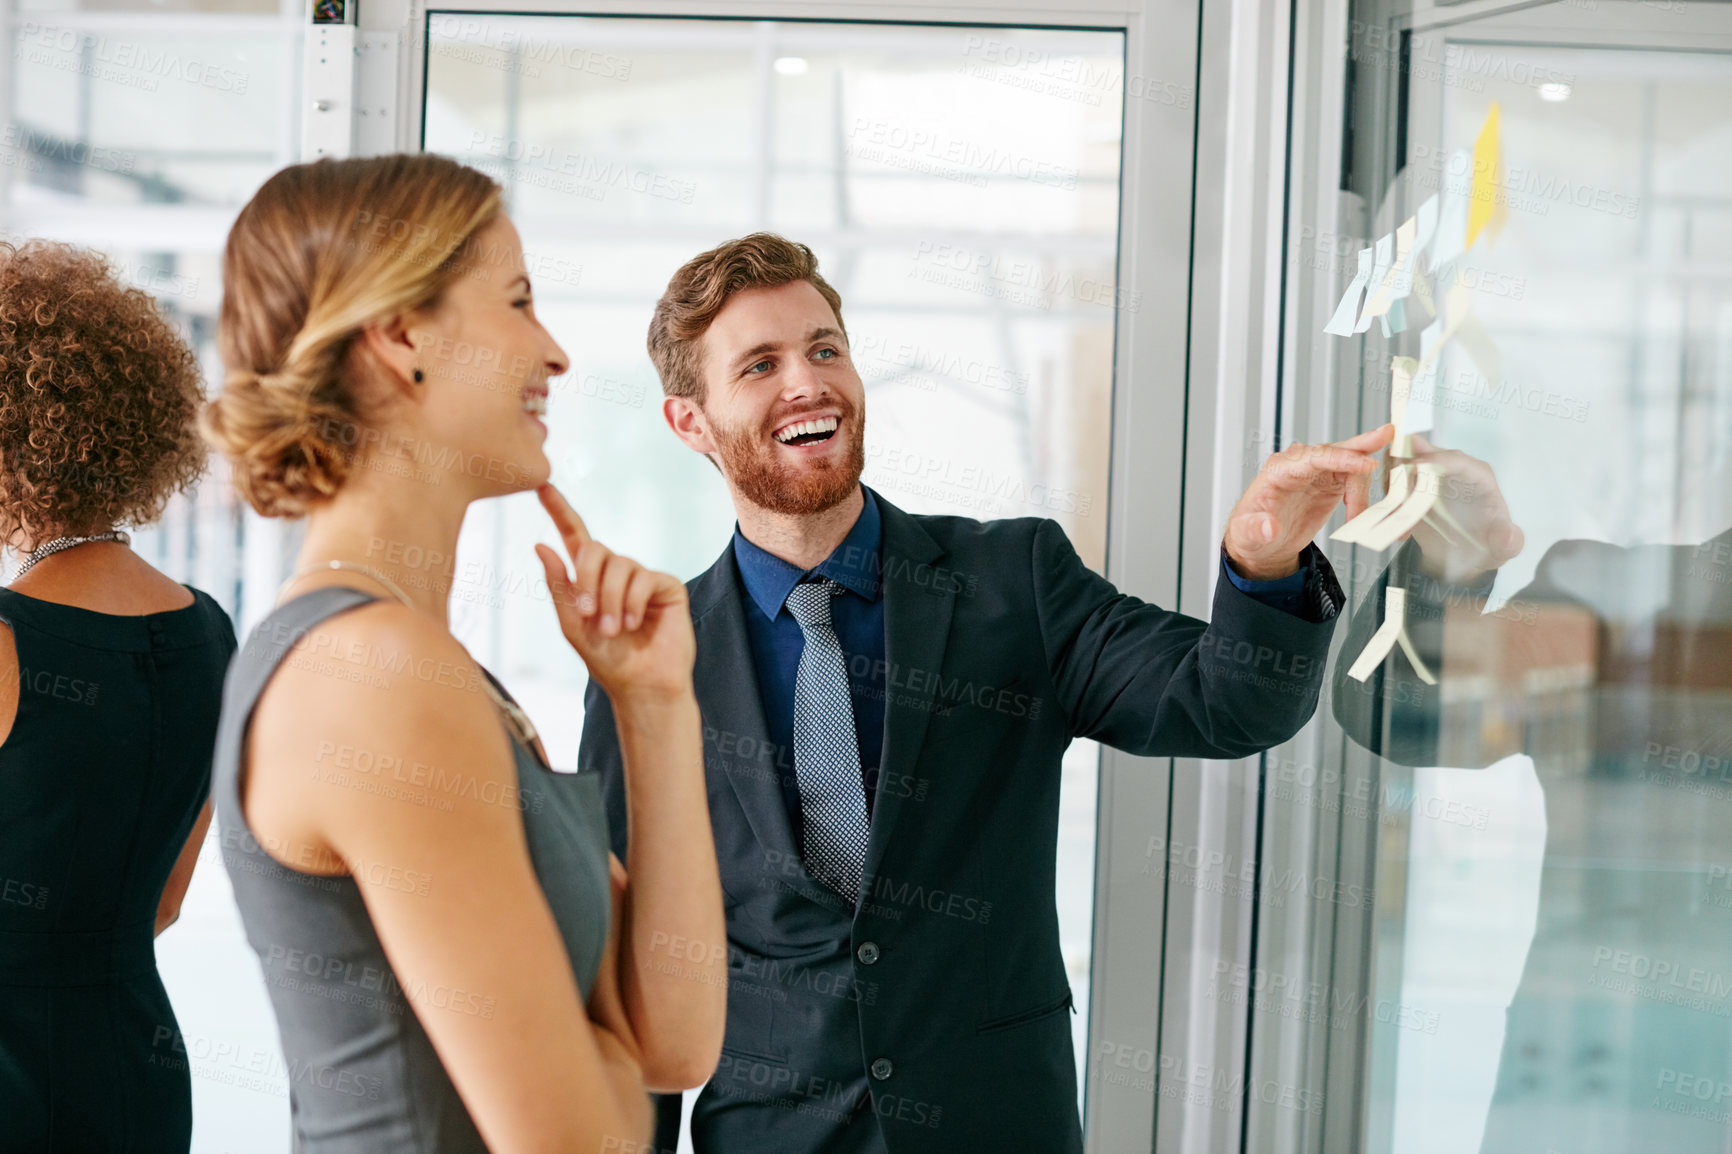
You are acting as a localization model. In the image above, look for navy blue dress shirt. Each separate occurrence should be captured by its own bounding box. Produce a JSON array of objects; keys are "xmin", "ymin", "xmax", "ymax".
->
[
  {"xmin": 1221, "ymin": 546, "xmax": 1316, "ymax": 620},
  {"xmin": 733, "ymin": 487, "xmax": 1329, "ymax": 839}
]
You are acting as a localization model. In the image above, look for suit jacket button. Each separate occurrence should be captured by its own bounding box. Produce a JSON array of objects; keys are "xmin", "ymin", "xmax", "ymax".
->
[
  {"xmin": 870, "ymin": 1057, "xmax": 894, "ymax": 1081},
  {"xmin": 857, "ymin": 941, "xmax": 880, "ymax": 965}
]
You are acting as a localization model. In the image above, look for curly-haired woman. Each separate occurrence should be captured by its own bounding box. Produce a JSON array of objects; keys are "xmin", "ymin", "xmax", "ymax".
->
[
  {"xmin": 202, "ymin": 154, "xmax": 724, "ymax": 1153},
  {"xmin": 0, "ymin": 241, "xmax": 238, "ymax": 1153}
]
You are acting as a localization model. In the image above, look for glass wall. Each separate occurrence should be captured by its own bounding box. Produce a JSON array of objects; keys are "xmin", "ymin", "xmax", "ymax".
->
[
  {"xmin": 420, "ymin": 13, "xmax": 1126, "ymax": 1116},
  {"xmin": 1267, "ymin": 2, "xmax": 1732, "ymax": 1151}
]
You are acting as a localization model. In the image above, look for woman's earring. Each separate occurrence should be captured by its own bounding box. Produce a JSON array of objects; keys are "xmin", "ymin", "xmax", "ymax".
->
[{"xmin": 413, "ymin": 368, "xmax": 424, "ymax": 383}]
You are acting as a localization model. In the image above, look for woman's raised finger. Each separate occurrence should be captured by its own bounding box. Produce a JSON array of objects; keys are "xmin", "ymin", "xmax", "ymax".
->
[
  {"xmin": 595, "ymin": 553, "xmax": 636, "ymax": 637},
  {"xmin": 568, "ymin": 539, "xmax": 612, "ymax": 617},
  {"xmin": 536, "ymin": 483, "xmax": 592, "ymax": 557},
  {"xmin": 621, "ymin": 568, "xmax": 658, "ymax": 633}
]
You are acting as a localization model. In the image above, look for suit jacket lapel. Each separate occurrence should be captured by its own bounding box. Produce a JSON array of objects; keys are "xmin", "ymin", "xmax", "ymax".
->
[
  {"xmin": 691, "ymin": 545, "xmax": 848, "ymax": 914},
  {"xmin": 690, "ymin": 547, "xmax": 802, "ymax": 865},
  {"xmin": 862, "ymin": 496, "xmax": 956, "ymax": 891}
]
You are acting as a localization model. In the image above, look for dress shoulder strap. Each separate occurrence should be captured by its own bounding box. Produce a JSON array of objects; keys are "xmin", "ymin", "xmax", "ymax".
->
[{"xmin": 212, "ymin": 586, "xmax": 382, "ymax": 824}]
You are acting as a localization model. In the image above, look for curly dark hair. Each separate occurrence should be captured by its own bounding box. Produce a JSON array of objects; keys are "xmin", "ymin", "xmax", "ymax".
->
[{"xmin": 0, "ymin": 240, "xmax": 207, "ymax": 544}]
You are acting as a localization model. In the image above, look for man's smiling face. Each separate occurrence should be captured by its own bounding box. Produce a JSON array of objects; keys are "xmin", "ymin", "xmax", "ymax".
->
[{"xmin": 682, "ymin": 279, "xmax": 866, "ymax": 516}]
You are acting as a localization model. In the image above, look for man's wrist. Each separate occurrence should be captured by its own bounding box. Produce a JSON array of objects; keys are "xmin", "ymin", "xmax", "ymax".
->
[
  {"xmin": 1222, "ymin": 543, "xmax": 1340, "ymax": 622},
  {"xmin": 1223, "ymin": 545, "xmax": 1301, "ymax": 582}
]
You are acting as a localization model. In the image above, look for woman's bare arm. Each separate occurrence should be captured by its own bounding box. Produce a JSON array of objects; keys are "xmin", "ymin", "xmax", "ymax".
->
[
  {"xmin": 609, "ymin": 691, "xmax": 726, "ymax": 1090},
  {"xmin": 533, "ymin": 483, "xmax": 726, "ymax": 1091},
  {"xmin": 245, "ymin": 604, "xmax": 652, "ymax": 1154},
  {"xmin": 155, "ymin": 798, "xmax": 211, "ymax": 936}
]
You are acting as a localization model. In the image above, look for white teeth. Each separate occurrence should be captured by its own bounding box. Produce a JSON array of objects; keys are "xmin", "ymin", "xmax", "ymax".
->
[
  {"xmin": 774, "ymin": 415, "xmax": 840, "ymax": 443},
  {"xmin": 523, "ymin": 392, "xmax": 547, "ymax": 416}
]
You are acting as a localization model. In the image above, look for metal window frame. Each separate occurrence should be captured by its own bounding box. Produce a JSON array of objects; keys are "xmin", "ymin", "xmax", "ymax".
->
[{"xmin": 1154, "ymin": 0, "xmax": 1306, "ymax": 1146}]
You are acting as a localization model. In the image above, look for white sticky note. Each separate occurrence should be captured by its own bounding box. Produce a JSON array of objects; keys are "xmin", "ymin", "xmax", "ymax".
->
[
  {"xmin": 1444, "ymin": 277, "xmax": 1474, "ymax": 335},
  {"xmin": 1390, "ymin": 355, "xmax": 1416, "ymax": 437},
  {"xmin": 1430, "ymin": 151, "xmax": 1472, "ymax": 267},
  {"xmin": 1407, "ymin": 321, "xmax": 1442, "ymax": 434},
  {"xmin": 1363, "ymin": 217, "xmax": 1417, "ymax": 323},
  {"xmin": 1354, "ymin": 232, "xmax": 1397, "ymax": 334},
  {"xmin": 1389, "ymin": 216, "xmax": 1421, "ymax": 302},
  {"xmin": 1417, "ymin": 279, "xmax": 1475, "ymax": 377},
  {"xmin": 1396, "ymin": 627, "xmax": 1439, "ymax": 684},
  {"xmin": 1412, "ymin": 268, "xmax": 1437, "ymax": 320},
  {"xmin": 1323, "ymin": 246, "xmax": 1375, "ymax": 337},
  {"xmin": 1333, "ymin": 462, "xmax": 1413, "ymax": 544},
  {"xmin": 1412, "ymin": 194, "xmax": 1439, "ymax": 270},
  {"xmin": 1357, "ymin": 462, "xmax": 1446, "ymax": 551},
  {"xmin": 1385, "ymin": 299, "xmax": 1407, "ymax": 336},
  {"xmin": 1347, "ymin": 587, "xmax": 1408, "ymax": 681}
]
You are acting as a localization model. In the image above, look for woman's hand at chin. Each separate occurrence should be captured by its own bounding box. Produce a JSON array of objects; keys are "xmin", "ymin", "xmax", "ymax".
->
[{"xmin": 533, "ymin": 483, "xmax": 696, "ymax": 706}]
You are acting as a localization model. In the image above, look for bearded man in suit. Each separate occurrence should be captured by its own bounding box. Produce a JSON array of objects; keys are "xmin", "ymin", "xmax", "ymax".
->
[{"xmin": 581, "ymin": 232, "xmax": 1391, "ymax": 1154}]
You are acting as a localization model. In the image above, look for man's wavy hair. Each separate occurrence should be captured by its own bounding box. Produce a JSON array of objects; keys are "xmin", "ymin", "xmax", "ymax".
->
[{"xmin": 646, "ymin": 233, "xmax": 847, "ymax": 403}]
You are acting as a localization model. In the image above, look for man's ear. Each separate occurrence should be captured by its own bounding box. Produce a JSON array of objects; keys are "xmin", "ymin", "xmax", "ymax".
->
[{"xmin": 663, "ymin": 395, "xmax": 718, "ymax": 456}]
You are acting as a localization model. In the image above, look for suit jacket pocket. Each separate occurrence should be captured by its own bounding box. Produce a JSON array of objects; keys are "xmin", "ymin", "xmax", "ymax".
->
[
  {"xmin": 976, "ymin": 989, "xmax": 1073, "ymax": 1035},
  {"xmin": 917, "ymin": 675, "xmax": 1039, "ymax": 759},
  {"xmin": 721, "ymin": 965, "xmax": 787, "ymax": 1065}
]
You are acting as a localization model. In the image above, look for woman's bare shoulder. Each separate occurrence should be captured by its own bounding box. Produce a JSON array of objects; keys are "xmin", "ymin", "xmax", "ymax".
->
[{"xmin": 243, "ymin": 597, "xmax": 517, "ymax": 872}]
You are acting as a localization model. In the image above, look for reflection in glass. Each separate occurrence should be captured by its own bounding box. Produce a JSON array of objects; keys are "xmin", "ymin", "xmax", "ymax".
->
[{"xmin": 1323, "ymin": 24, "xmax": 1732, "ymax": 1154}]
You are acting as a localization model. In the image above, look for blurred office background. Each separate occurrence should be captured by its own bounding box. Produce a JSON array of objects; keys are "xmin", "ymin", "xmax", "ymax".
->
[
  {"xmin": 4, "ymin": 1, "xmax": 1730, "ymax": 1152},
  {"xmin": 3, "ymin": 9, "xmax": 1119, "ymax": 1148}
]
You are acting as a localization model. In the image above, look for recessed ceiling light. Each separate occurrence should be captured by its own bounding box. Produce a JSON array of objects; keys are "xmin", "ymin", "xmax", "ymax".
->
[
  {"xmin": 1538, "ymin": 82, "xmax": 1572, "ymax": 102},
  {"xmin": 774, "ymin": 56, "xmax": 810, "ymax": 76}
]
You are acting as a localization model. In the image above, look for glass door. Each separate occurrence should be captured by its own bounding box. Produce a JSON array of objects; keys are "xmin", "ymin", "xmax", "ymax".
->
[
  {"xmin": 1262, "ymin": 1, "xmax": 1732, "ymax": 1152},
  {"xmin": 418, "ymin": 10, "xmax": 1126, "ymax": 1100}
]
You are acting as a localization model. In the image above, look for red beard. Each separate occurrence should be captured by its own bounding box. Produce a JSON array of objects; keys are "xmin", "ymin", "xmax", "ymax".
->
[{"xmin": 708, "ymin": 401, "xmax": 865, "ymax": 516}]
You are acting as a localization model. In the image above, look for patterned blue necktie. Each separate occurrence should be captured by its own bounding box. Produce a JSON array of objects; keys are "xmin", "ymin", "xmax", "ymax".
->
[{"xmin": 784, "ymin": 579, "xmax": 871, "ymax": 904}]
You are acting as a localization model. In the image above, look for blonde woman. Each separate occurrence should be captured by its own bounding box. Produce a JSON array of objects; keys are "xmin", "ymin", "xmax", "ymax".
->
[{"xmin": 203, "ymin": 155, "xmax": 725, "ymax": 1152}]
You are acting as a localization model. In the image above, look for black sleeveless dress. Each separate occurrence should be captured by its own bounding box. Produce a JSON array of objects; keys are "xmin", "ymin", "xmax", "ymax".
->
[{"xmin": 0, "ymin": 584, "xmax": 237, "ymax": 1154}]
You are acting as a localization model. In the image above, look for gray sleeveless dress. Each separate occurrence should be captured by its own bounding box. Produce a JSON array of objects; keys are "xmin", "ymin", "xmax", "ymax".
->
[{"xmin": 213, "ymin": 587, "xmax": 612, "ymax": 1152}]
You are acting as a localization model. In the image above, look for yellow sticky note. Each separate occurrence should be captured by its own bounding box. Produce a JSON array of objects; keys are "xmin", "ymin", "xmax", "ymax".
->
[{"xmin": 1466, "ymin": 103, "xmax": 1509, "ymax": 251}]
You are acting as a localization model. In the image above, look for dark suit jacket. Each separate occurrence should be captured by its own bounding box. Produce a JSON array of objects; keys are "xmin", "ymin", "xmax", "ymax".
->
[{"xmin": 581, "ymin": 494, "xmax": 1339, "ymax": 1154}]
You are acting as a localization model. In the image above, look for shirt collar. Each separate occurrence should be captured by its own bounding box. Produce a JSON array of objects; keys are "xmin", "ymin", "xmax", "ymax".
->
[{"xmin": 733, "ymin": 487, "xmax": 883, "ymax": 620}]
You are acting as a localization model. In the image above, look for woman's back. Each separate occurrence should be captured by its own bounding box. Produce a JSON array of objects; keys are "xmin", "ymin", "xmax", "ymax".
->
[{"xmin": 0, "ymin": 554, "xmax": 237, "ymax": 1153}]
